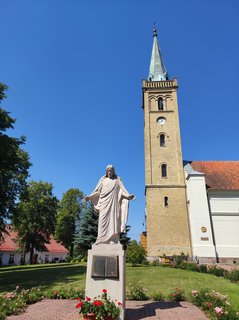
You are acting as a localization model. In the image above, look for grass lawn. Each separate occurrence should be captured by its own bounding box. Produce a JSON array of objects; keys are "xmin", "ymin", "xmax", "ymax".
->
[{"xmin": 1, "ymin": 263, "xmax": 239, "ymax": 310}]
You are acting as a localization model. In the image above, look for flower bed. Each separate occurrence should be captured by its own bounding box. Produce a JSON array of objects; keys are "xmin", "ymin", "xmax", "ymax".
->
[
  {"xmin": 191, "ymin": 289, "xmax": 239, "ymax": 320},
  {"xmin": 0, "ymin": 286, "xmax": 43, "ymax": 320}
]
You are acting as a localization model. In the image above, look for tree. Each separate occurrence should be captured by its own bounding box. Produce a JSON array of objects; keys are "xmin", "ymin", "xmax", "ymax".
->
[
  {"xmin": 120, "ymin": 225, "xmax": 131, "ymax": 250},
  {"xmin": 12, "ymin": 181, "xmax": 58, "ymax": 264},
  {"xmin": 126, "ymin": 240, "xmax": 146, "ymax": 266},
  {"xmin": 74, "ymin": 202, "xmax": 98, "ymax": 257},
  {"xmin": 55, "ymin": 188, "xmax": 83, "ymax": 257},
  {"xmin": 0, "ymin": 83, "xmax": 31, "ymax": 241}
]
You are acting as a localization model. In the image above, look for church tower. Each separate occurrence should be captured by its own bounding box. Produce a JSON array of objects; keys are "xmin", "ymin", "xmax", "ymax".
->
[{"xmin": 143, "ymin": 28, "xmax": 191, "ymax": 257}]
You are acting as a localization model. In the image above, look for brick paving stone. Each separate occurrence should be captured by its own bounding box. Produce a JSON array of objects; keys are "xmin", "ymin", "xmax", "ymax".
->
[
  {"xmin": 7, "ymin": 299, "xmax": 209, "ymax": 320},
  {"xmin": 125, "ymin": 301, "xmax": 209, "ymax": 320},
  {"xmin": 7, "ymin": 300, "xmax": 79, "ymax": 320}
]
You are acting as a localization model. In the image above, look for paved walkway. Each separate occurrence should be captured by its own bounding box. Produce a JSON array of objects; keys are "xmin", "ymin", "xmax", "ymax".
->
[{"xmin": 7, "ymin": 299, "xmax": 209, "ymax": 320}]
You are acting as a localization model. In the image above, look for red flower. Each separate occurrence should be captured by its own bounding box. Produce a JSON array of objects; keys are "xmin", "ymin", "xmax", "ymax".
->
[
  {"xmin": 76, "ymin": 301, "xmax": 83, "ymax": 308},
  {"xmin": 53, "ymin": 290, "xmax": 59, "ymax": 295},
  {"xmin": 86, "ymin": 297, "xmax": 91, "ymax": 301},
  {"xmin": 118, "ymin": 302, "xmax": 122, "ymax": 306},
  {"xmin": 76, "ymin": 298, "xmax": 81, "ymax": 301},
  {"xmin": 102, "ymin": 289, "xmax": 107, "ymax": 293},
  {"xmin": 93, "ymin": 300, "xmax": 103, "ymax": 306}
]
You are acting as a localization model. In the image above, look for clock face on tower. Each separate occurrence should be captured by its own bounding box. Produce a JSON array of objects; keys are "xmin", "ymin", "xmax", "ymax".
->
[{"xmin": 157, "ymin": 117, "xmax": 166, "ymax": 125}]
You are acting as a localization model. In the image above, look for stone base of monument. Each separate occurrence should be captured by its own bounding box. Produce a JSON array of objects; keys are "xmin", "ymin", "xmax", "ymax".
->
[{"xmin": 86, "ymin": 243, "xmax": 126, "ymax": 320}]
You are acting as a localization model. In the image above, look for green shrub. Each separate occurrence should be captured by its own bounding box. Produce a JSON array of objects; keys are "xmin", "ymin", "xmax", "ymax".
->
[
  {"xmin": 172, "ymin": 253, "xmax": 188, "ymax": 268},
  {"xmin": 126, "ymin": 282, "xmax": 149, "ymax": 301},
  {"xmin": 152, "ymin": 292, "xmax": 165, "ymax": 301},
  {"xmin": 0, "ymin": 286, "xmax": 43, "ymax": 319},
  {"xmin": 184, "ymin": 262, "xmax": 199, "ymax": 272},
  {"xmin": 126, "ymin": 240, "xmax": 146, "ymax": 266},
  {"xmin": 198, "ymin": 264, "xmax": 207, "ymax": 273},
  {"xmin": 81, "ymin": 256, "xmax": 87, "ymax": 262},
  {"xmin": 191, "ymin": 288, "xmax": 239, "ymax": 320},
  {"xmin": 141, "ymin": 259, "xmax": 150, "ymax": 266},
  {"xmin": 66, "ymin": 255, "xmax": 72, "ymax": 262},
  {"xmin": 45, "ymin": 287, "xmax": 85, "ymax": 300},
  {"xmin": 208, "ymin": 266, "xmax": 228, "ymax": 278},
  {"xmin": 226, "ymin": 269, "xmax": 239, "ymax": 283},
  {"xmin": 150, "ymin": 260, "xmax": 160, "ymax": 266},
  {"xmin": 168, "ymin": 288, "xmax": 185, "ymax": 302}
]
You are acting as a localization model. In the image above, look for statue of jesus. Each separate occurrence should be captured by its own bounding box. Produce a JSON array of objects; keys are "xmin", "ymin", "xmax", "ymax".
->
[{"xmin": 85, "ymin": 165, "xmax": 135, "ymax": 245}]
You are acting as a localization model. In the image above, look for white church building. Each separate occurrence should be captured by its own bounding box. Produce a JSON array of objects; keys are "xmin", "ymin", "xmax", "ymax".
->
[{"xmin": 185, "ymin": 161, "xmax": 239, "ymax": 264}]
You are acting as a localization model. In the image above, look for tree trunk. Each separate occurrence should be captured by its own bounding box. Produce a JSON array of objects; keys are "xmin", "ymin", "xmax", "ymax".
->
[
  {"xmin": 22, "ymin": 241, "xmax": 26, "ymax": 265},
  {"xmin": 70, "ymin": 242, "xmax": 74, "ymax": 258},
  {"xmin": 30, "ymin": 244, "xmax": 34, "ymax": 264}
]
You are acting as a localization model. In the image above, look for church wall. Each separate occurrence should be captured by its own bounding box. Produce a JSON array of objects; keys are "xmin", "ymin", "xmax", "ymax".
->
[
  {"xmin": 209, "ymin": 190, "xmax": 239, "ymax": 260},
  {"xmin": 185, "ymin": 174, "xmax": 216, "ymax": 261}
]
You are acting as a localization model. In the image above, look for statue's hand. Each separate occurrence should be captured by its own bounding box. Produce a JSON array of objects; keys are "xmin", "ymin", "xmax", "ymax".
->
[
  {"xmin": 84, "ymin": 196, "xmax": 90, "ymax": 202},
  {"xmin": 129, "ymin": 194, "xmax": 136, "ymax": 201}
]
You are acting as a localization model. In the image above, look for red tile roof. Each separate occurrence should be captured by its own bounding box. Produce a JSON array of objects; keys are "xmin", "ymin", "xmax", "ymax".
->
[
  {"xmin": 0, "ymin": 228, "xmax": 18, "ymax": 251},
  {"xmin": 44, "ymin": 237, "xmax": 68, "ymax": 253},
  {"xmin": 0, "ymin": 227, "xmax": 68, "ymax": 253},
  {"xmin": 191, "ymin": 161, "xmax": 239, "ymax": 190}
]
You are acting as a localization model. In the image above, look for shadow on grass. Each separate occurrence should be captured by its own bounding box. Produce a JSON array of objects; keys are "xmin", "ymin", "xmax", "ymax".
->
[
  {"xmin": 0, "ymin": 264, "xmax": 87, "ymax": 293},
  {"xmin": 126, "ymin": 301, "xmax": 186, "ymax": 319},
  {"xmin": 0, "ymin": 263, "xmax": 73, "ymax": 273}
]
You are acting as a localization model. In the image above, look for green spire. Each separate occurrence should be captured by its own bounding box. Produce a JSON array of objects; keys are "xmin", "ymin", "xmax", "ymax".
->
[{"xmin": 148, "ymin": 27, "xmax": 168, "ymax": 81}]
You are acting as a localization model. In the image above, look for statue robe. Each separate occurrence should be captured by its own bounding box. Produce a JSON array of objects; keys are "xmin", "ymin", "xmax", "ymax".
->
[{"xmin": 87, "ymin": 176, "xmax": 130, "ymax": 244}]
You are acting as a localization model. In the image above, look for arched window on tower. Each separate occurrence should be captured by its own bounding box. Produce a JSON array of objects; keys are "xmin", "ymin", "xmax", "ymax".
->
[
  {"xmin": 160, "ymin": 134, "xmax": 165, "ymax": 147},
  {"xmin": 158, "ymin": 98, "xmax": 164, "ymax": 111},
  {"xmin": 164, "ymin": 196, "xmax": 168, "ymax": 207},
  {"xmin": 161, "ymin": 164, "xmax": 167, "ymax": 178}
]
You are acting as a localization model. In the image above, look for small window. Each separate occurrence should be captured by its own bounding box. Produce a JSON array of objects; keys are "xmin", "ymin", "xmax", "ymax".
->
[
  {"xmin": 160, "ymin": 134, "xmax": 165, "ymax": 147},
  {"xmin": 158, "ymin": 98, "xmax": 164, "ymax": 110},
  {"xmin": 161, "ymin": 164, "xmax": 167, "ymax": 177},
  {"xmin": 164, "ymin": 196, "xmax": 168, "ymax": 207}
]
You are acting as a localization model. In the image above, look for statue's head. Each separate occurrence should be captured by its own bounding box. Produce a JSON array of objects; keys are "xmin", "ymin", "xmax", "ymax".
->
[{"xmin": 105, "ymin": 164, "xmax": 117, "ymax": 179}]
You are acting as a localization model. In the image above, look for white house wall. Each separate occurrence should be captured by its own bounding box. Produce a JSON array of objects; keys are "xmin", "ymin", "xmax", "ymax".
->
[
  {"xmin": 209, "ymin": 191, "xmax": 239, "ymax": 259},
  {"xmin": 37, "ymin": 252, "xmax": 68, "ymax": 263},
  {"xmin": 0, "ymin": 252, "xmax": 30, "ymax": 266},
  {"xmin": 0, "ymin": 251, "xmax": 67, "ymax": 266},
  {"xmin": 185, "ymin": 174, "xmax": 216, "ymax": 262}
]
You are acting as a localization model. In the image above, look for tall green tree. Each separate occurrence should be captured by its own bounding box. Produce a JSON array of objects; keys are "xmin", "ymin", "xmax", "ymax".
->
[
  {"xmin": 12, "ymin": 181, "xmax": 58, "ymax": 264},
  {"xmin": 120, "ymin": 225, "xmax": 131, "ymax": 250},
  {"xmin": 126, "ymin": 240, "xmax": 146, "ymax": 266},
  {"xmin": 55, "ymin": 188, "xmax": 83, "ymax": 257},
  {"xmin": 0, "ymin": 83, "xmax": 31, "ymax": 241},
  {"xmin": 74, "ymin": 202, "xmax": 98, "ymax": 257}
]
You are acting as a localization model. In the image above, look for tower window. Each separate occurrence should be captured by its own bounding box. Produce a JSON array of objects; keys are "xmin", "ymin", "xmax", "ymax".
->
[
  {"xmin": 160, "ymin": 134, "xmax": 165, "ymax": 147},
  {"xmin": 158, "ymin": 98, "xmax": 164, "ymax": 110},
  {"xmin": 164, "ymin": 196, "xmax": 168, "ymax": 207},
  {"xmin": 161, "ymin": 164, "xmax": 167, "ymax": 177}
]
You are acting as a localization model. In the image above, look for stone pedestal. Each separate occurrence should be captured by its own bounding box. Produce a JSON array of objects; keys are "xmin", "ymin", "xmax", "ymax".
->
[{"xmin": 86, "ymin": 243, "xmax": 126, "ymax": 320}]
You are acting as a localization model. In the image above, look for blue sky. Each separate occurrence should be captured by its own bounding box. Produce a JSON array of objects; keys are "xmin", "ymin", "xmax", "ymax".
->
[{"xmin": 1, "ymin": 0, "xmax": 239, "ymax": 241}]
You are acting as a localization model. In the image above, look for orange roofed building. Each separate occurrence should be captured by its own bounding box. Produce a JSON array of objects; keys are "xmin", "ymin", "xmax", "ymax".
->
[{"xmin": 0, "ymin": 227, "xmax": 68, "ymax": 266}]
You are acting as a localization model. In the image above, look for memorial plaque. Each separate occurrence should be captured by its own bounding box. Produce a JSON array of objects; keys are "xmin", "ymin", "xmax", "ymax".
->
[
  {"xmin": 91, "ymin": 255, "xmax": 119, "ymax": 279},
  {"xmin": 106, "ymin": 256, "xmax": 119, "ymax": 279},
  {"xmin": 92, "ymin": 256, "xmax": 106, "ymax": 278}
]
